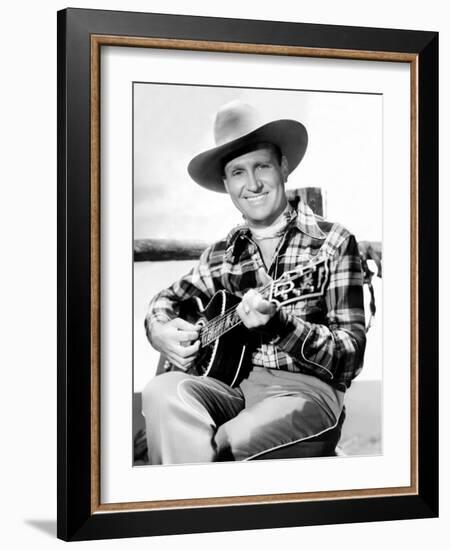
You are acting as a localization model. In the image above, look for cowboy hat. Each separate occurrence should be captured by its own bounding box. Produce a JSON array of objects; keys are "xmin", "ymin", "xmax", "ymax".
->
[{"xmin": 187, "ymin": 100, "xmax": 308, "ymax": 193}]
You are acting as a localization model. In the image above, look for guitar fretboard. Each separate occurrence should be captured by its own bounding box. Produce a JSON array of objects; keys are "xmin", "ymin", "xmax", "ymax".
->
[
  {"xmin": 200, "ymin": 308, "xmax": 243, "ymax": 348},
  {"xmin": 197, "ymin": 258, "xmax": 326, "ymax": 349},
  {"xmin": 199, "ymin": 281, "xmax": 275, "ymax": 347}
]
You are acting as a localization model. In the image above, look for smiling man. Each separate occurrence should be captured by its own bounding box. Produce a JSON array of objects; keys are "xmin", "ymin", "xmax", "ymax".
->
[{"xmin": 141, "ymin": 101, "xmax": 366, "ymax": 464}]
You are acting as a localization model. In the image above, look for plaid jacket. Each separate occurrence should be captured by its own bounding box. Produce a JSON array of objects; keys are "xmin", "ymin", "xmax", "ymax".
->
[{"xmin": 146, "ymin": 200, "xmax": 366, "ymax": 391}]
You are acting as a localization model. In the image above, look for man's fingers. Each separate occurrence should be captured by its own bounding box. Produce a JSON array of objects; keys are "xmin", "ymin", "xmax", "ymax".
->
[
  {"xmin": 255, "ymin": 299, "xmax": 277, "ymax": 315},
  {"xmin": 238, "ymin": 289, "xmax": 277, "ymax": 328},
  {"xmin": 240, "ymin": 289, "xmax": 257, "ymax": 312},
  {"xmin": 176, "ymin": 340, "xmax": 200, "ymax": 358},
  {"xmin": 171, "ymin": 319, "xmax": 200, "ymax": 346},
  {"xmin": 177, "ymin": 330, "xmax": 199, "ymax": 343},
  {"xmin": 252, "ymin": 293, "xmax": 277, "ymax": 315},
  {"xmin": 167, "ymin": 344, "xmax": 199, "ymax": 370},
  {"xmin": 166, "ymin": 354, "xmax": 192, "ymax": 371},
  {"xmin": 237, "ymin": 301, "xmax": 248, "ymax": 319},
  {"xmin": 172, "ymin": 318, "xmax": 198, "ymax": 331},
  {"xmin": 242, "ymin": 290, "xmax": 276, "ymax": 315}
]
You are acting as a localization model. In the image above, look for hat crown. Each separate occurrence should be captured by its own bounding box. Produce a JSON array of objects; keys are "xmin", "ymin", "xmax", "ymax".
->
[
  {"xmin": 214, "ymin": 101, "xmax": 262, "ymax": 146},
  {"xmin": 188, "ymin": 100, "xmax": 308, "ymax": 193}
]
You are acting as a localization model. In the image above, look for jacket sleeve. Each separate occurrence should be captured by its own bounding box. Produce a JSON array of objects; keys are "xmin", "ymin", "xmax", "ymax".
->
[
  {"xmin": 144, "ymin": 245, "xmax": 217, "ymax": 332},
  {"xmin": 267, "ymin": 234, "xmax": 367, "ymax": 386}
]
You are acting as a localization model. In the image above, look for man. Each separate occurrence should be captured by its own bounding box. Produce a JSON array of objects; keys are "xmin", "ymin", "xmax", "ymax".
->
[{"xmin": 141, "ymin": 100, "xmax": 366, "ymax": 464}]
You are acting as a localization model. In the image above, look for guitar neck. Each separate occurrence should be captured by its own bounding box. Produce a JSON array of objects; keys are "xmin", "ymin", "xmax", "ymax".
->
[
  {"xmin": 198, "ymin": 257, "xmax": 327, "ymax": 348},
  {"xmin": 199, "ymin": 306, "xmax": 243, "ymax": 348},
  {"xmin": 199, "ymin": 285, "xmax": 272, "ymax": 348}
]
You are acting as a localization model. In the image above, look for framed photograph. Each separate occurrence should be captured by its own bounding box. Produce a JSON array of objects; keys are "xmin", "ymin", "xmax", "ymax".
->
[{"xmin": 57, "ymin": 8, "xmax": 438, "ymax": 541}]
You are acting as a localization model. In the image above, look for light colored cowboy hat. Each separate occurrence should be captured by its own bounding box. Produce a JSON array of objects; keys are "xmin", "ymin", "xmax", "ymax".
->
[{"xmin": 187, "ymin": 100, "xmax": 308, "ymax": 193}]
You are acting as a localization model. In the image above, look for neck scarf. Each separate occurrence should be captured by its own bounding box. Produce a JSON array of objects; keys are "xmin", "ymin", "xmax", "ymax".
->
[{"xmin": 247, "ymin": 204, "xmax": 294, "ymax": 240}]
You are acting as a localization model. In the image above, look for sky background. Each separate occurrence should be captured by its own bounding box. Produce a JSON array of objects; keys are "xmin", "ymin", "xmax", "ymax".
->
[{"xmin": 133, "ymin": 83, "xmax": 382, "ymax": 243}]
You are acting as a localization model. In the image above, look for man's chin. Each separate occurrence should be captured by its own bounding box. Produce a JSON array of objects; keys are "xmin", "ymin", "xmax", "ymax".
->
[{"xmin": 244, "ymin": 213, "xmax": 271, "ymax": 227}]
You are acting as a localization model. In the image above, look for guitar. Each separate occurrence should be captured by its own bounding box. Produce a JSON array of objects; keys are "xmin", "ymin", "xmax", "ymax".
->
[{"xmin": 166, "ymin": 257, "xmax": 329, "ymax": 387}]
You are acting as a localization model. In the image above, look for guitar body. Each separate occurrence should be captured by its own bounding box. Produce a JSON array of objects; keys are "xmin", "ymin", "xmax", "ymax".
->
[
  {"xmin": 163, "ymin": 257, "xmax": 329, "ymax": 388},
  {"xmin": 192, "ymin": 291, "xmax": 253, "ymax": 387}
]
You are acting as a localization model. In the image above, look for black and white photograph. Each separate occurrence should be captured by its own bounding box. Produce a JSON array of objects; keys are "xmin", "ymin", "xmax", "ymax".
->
[
  {"xmin": 0, "ymin": 0, "xmax": 443, "ymax": 546},
  {"xmin": 132, "ymin": 82, "xmax": 383, "ymax": 467},
  {"xmin": 52, "ymin": 6, "xmax": 439, "ymax": 542}
]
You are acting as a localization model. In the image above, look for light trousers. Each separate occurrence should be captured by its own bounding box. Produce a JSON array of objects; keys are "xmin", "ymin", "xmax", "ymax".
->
[{"xmin": 141, "ymin": 366, "xmax": 344, "ymax": 464}]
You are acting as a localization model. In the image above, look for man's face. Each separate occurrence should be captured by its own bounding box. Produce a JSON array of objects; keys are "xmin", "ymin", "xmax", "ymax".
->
[{"xmin": 223, "ymin": 146, "xmax": 289, "ymax": 227}]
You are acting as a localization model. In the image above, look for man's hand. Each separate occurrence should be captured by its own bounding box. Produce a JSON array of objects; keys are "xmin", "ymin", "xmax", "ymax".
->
[
  {"xmin": 150, "ymin": 318, "xmax": 200, "ymax": 371},
  {"xmin": 237, "ymin": 288, "xmax": 277, "ymax": 329}
]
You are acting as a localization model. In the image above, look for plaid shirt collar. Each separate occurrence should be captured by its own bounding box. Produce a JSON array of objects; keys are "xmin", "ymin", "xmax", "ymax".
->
[
  {"xmin": 225, "ymin": 199, "xmax": 326, "ymax": 256},
  {"xmin": 294, "ymin": 199, "xmax": 327, "ymax": 240}
]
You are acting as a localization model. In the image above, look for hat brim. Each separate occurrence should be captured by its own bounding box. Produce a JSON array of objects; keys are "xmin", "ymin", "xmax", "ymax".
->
[{"xmin": 187, "ymin": 119, "xmax": 308, "ymax": 193}]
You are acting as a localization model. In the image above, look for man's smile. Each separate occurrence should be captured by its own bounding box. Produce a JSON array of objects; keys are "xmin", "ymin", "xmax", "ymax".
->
[
  {"xmin": 223, "ymin": 147, "xmax": 288, "ymax": 226},
  {"xmin": 244, "ymin": 192, "xmax": 269, "ymax": 204}
]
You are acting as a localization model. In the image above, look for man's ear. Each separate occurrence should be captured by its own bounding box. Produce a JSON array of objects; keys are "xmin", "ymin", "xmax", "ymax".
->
[
  {"xmin": 280, "ymin": 155, "xmax": 289, "ymax": 182},
  {"xmin": 223, "ymin": 178, "xmax": 230, "ymax": 193}
]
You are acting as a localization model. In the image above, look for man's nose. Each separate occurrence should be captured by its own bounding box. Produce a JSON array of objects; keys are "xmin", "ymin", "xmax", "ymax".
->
[{"xmin": 246, "ymin": 171, "xmax": 263, "ymax": 192}]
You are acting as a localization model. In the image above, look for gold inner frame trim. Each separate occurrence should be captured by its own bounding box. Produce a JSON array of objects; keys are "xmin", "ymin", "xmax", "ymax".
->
[{"xmin": 90, "ymin": 34, "xmax": 419, "ymax": 514}]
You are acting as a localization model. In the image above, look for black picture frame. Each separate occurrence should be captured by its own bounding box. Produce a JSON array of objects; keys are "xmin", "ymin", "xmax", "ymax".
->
[{"xmin": 57, "ymin": 7, "xmax": 438, "ymax": 541}]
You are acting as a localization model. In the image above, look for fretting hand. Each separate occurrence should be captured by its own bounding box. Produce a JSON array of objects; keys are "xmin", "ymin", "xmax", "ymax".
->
[{"xmin": 149, "ymin": 318, "xmax": 200, "ymax": 371}]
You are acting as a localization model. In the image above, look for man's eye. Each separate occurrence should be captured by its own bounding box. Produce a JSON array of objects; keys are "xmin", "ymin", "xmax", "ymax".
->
[
  {"xmin": 232, "ymin": 169, "xmax": 243, "ymax": 177},
  {"xmin": 257, "ymin": 164, "xmax": 271, "ymax": 170}
]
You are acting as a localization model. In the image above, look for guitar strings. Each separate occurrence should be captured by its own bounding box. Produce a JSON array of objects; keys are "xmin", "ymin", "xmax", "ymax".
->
[
  {"xmin": 202, "ymin": 269, "xmax": 309, "ymax": 337},
  {"xmin": 200, "ymin": 282, "xmax": 271, "ymax": 344},
  {"xmin": 199, "ymin": 280, "xmax": 273, "ymax": 345},
  {"xmin": 202, "ymin": 259, "xmax": 324, "ymax": 341},
  {"xmin": 200, "ymin": 268, "xmax": 313, "ymax": 345}
]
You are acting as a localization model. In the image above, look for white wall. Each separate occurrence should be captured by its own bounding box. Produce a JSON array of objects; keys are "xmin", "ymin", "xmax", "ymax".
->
[{"xmin": 0, "ymin": 1, "xmax": 447, "ymax": 548}]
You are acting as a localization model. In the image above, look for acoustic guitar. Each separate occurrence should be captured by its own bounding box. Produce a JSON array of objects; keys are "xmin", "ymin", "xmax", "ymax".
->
[{"xmin": 165, "ymin": 257, "xmax": 329, "ymax": 387}]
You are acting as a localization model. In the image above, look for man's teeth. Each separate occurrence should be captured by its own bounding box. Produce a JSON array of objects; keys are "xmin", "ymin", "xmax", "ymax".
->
[{"xmin": 246, "ymin": 194, "xmax": 266, "ymax": 201}]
